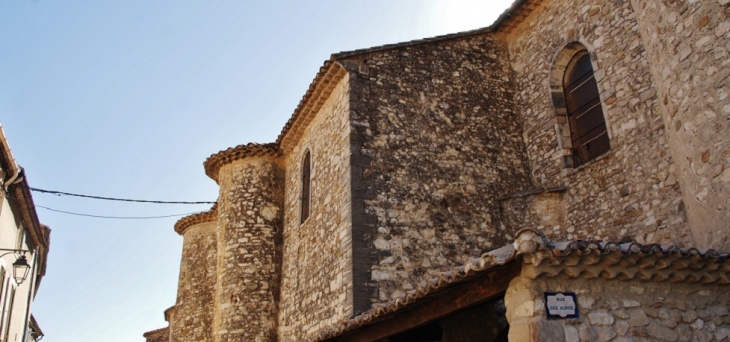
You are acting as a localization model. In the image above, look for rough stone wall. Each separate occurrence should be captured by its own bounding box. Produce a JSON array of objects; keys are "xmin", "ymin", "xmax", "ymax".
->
[
  {"xmin": 214, "ymin": 158, "xmax": 284, "ymax": 342},
  {"xmin": 344, "ymin": 35, "xmax": 534, "ymax": 304},
  {"xmin": 501, "ymin": 0, "xmax": 691, "ymax": 246},
  {"xmin": 170, "ymin": 222, "xmax": 217, "ymax": 342},
  {"xmin": 278, "ymin": 76, "xmax": 353, "ymax": 341},
  {"xmin": 629, "ymin": 0, "xmax": 730, "ymax": 250},
  {"xmin": 506, "ymin": 274, "xmax": 730, "ymax": 342}
]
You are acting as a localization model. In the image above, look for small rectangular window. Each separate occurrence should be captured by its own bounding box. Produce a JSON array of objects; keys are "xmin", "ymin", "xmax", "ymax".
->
[{"xmin": 300, "ymin": 151, "xmax": 311, "ymax": 224}]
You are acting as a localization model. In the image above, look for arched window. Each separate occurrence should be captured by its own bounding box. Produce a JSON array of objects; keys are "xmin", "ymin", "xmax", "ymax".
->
[
  {"xmin": 563, "ymin": 50, "xmax": 610, "ymax": 166},
  {"xmin": 300, "ymin": 151, "xmax": 311, "ymax": 224}
]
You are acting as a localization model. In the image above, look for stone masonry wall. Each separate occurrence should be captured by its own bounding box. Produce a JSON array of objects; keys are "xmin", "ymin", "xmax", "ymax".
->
[
  {"xmin": 630, "ymin": 0, "xmax": 730, "ymax": 250},
  {"xmin": 343, "ymin": 34, "xmax": 534, "ymax": 305},
  {"xmin": 170, "ymin": 222, "xmax": 217, "ymax": 342},
  {"xmin": 501, "ymin": 0, "xmax": 691, "ymax": 246},
  {"xmin": 278, "ymin": 76, "xmax": 353, "ymax": 341},
  {"xmin": 506, "ymin": 274, "xmax": 730, "ymax": 342},
  {"xmin": 144, "ymin": 328, "xmax": 170, "ymax": 342},
  {"xmin": 214, "ymin": 158, "xmax": 284, "ymax": 342}
]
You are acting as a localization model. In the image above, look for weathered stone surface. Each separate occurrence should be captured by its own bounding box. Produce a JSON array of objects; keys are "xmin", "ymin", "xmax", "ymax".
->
[
  {"xmin": 564, "ymin": 324, "xmax": 580, "ymax": 342},
  {"xmin": 717, "ymin": 327, "xmax": 730, "ymax": 341},
  {"xmin": 630, "ymin": 0, "xmax": 730, "ymax": 250},
  {"xmin": 345, "ymin": 34, "xmax": 534, "ymax": 303},
  {"xmin": 589, "ymin": 310, "xmax": 615, "ymax": 326},
  {"xmin": 215, "ymin": 158, "xmax": 284, "ymax": 342},
  {"xmin": 169, "ymin": 222, "xmax": 217, "ymax": 342},
  {"xmin": 648, "ymin": 321, "xmax": 679, "ymax": 341},
  {"xmin": 629, "ymin": 309, "xmax": 651, "ymax": 327},
  {"xmin": 526, "ymin": 276, "xmax": 730, "ymax": 342},
  {"xmin": 579, "ymin": 323, "xmax": 598, "ymax": 341},
  {"xmin": 151, "ymin": 0, "xmax": 730, "ymax": 340},
  {"xmin": 503, "ymin": 0, "xmax": 691, "ymax": 247},
  {"xmin": 595, "ymin": 326, "xmax": 617, "ymax": 341},
  {"xmin": 616, "ymin": 320, "xmax": 630, "ymax": 336},
  {"xmin": 536, "ymin": 319, "xmax": 566, "ymax": 341},
  {"xmin": 279, "ymin": 76, "xmax": 354, "ymax": 341},
  {"xmin": 144, "ymin": 328, "xmax": 169, "ymax": 342}
]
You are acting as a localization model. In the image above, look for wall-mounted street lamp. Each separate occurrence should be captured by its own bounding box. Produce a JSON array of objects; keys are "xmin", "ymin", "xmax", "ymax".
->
[{"xmin": 0, "ymin": 249, "xmax": 32, "ymax": 285}]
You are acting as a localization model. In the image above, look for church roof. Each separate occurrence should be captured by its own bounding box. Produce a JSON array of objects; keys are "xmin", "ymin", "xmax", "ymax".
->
[{"xmin": 203, "ymin": 0, "xmax": 543, "ymax": 178}]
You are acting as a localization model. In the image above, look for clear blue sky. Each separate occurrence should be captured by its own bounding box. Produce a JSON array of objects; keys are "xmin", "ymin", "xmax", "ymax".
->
[{"xmin": 0, "ymin": 1, "xmax": 513, "ymax": 341}]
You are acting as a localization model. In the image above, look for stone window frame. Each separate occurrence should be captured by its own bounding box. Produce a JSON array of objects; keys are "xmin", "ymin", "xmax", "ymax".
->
[
  {"xmin": 300, "ymin": 149, "xmax": 312, "ymax": 225},
  {"xmin": 549, "ymin": 41, "xmax": 612, "ymax": 169}
]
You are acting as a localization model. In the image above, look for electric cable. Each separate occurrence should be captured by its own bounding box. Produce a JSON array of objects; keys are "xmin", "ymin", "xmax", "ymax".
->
[
  {"xmin": 35, "ymin": 205, "xmax": 202, "ymax": 219},
  {"xmin": 26, "ymin": 187, "xmax": 216, "ymax": 205}
]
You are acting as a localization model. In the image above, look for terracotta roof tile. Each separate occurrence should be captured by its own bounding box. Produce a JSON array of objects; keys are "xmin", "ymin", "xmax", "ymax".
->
[
  {"xmin": 142, "ymin": 326, "xmax": 169, "ymax": 338},
  {"xmin": 490, "ymin": 0, "xmax": 546, "ymax": 34},
  {"xmin": 275, "ymin": 61, "xmax": 347, "ymax": 154},
  {"xmin": 331, "ymin": 28, "xmax": 491, "ymax": 60},
  {"xmin": 314, "ymin": 228, "xmax": 729, "ymax": 341},
  {"xmin": 204, "ymin": 143, "xmax": 281, "ymax": 182},
  {"xmin": 174, "ymin": 204, "xmax": 218, "ymax": 235}
]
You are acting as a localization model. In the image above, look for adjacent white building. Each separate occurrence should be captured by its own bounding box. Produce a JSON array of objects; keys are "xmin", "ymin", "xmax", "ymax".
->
[{"xmin": 0, "ymin": 124, "xmax": 50, "ymax": 342}]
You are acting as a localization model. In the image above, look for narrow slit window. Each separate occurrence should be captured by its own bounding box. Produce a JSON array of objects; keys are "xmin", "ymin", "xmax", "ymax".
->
[
  {"xmin": 563, "ymin": 51, "xmax": 610, "ymax": 166},
  {"xmin": 300, "ymin": 151, "xmax": 311, "ymax": 224}
]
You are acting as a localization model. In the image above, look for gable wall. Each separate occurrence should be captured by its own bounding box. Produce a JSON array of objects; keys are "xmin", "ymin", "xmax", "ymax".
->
[
  {"xmin": 501, "ymin": 0, "xmax": 691, "ymax": 246},
  {"xmin": 278, "ymin": 75, "xmax": 353, "ymax": 341},
  {"xmin": 343, "ymin": 35, "xmax": 534, "ymax": 306}
]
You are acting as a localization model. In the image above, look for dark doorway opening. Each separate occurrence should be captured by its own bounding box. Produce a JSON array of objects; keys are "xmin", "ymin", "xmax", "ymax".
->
[{"xmin": 379, "ymin": 295, "xmax": 508, "ymax": 342}]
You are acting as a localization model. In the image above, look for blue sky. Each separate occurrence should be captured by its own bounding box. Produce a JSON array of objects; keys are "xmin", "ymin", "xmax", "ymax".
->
[{"xmin": 0, "ymin": 1, "xmax": 513, "ymax": 341}]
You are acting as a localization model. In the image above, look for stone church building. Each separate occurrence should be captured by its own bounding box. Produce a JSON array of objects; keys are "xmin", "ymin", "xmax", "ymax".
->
[{"xmin": 144, "ymin": 0, "xmax": 730, "ymax": 341}]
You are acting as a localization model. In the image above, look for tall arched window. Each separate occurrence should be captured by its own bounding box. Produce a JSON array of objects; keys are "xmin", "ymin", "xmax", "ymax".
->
[
  {"xmin": 300, "ymin": 151, "xmax": 311, "ymax": 224},
  {"xmin": 563, "ymin": 50, "xmax": 610, "ymax": 166}
]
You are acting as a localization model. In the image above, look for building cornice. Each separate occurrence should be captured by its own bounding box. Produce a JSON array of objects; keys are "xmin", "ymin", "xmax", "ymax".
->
[
  {"xmin": 275, "ymin": 60, "xmax": 348, "ymax": 154},
  {"xmin": 489, "ymin": 0, "xmax": 545, "ymax": 35},
  {"xmin": 142, "ymin": 326, "xmax": 169, "ymax": 339},
  {"xmin": 203, "ymin": 143, "xmax": 281, "ymax": 183},
  {"xmin": 173, "ymin": 204, "xmax": 218, "ymax": 235}
]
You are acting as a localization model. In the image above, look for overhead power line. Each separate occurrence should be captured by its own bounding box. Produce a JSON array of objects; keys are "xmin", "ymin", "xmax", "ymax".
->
[
  {"xmin": 36, "ymin": 205, "xmax": 202, "ymax": 220},
  {"xmin": 27, "ymin": 187, "xmax": 216, "ymax": 205}
]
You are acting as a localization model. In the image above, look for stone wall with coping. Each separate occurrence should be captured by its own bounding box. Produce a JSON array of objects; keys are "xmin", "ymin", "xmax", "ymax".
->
[
  {"xmin": 343, "ymin": 34, "xmax": 534, "ymax": 305},
  {"xmin": 278, "ymin": 75, "xmax": 353, "ymax": 341},
  {"xmin": 506, "ymin": 274, "xmax": 730, "ymax": 342},
  {"xmin": 629, "ymin": 0, "xmax": 730, "ymax": 250},
  {"xmin": 500, "ymin": 0, "xmax": 691, "ymax": 246},
  {"xmin": 214, "ymin": 157, "xmax": 284, "ymax": 342},
  {"xmin": 144, "ymin": 327, "xmax": 170, "ymax": 342},
  {"xmin": 169, "ymin": 222, "xmax": 217, "ymax": 342}
]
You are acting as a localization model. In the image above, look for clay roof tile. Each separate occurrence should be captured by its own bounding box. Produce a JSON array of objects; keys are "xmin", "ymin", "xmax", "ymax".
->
[{"xmin": 203, "ymin": 143, "xmax": 280, "ymax": 182}]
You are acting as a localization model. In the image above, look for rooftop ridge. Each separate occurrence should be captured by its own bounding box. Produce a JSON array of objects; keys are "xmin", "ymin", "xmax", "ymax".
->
[
  {"xmin": 273, "ymin": 26, "xmax": 497, "ymax": 156},
  {"xmin": 275, "ymin": 61, "xmax": 347, "ymax": 153}
]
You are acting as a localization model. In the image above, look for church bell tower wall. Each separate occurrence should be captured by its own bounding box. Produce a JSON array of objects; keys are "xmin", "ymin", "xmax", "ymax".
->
[
  {"xmin": 213, "ymin": 156, "xmax": 284, "ymax": 342},
  {"xmin": 170, "ymin": 220, "xmax": 217, "ymax": 342}
]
